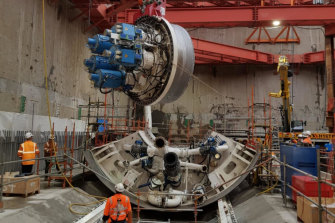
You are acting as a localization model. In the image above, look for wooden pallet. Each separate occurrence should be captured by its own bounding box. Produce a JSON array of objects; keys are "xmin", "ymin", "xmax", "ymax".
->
[
  {"xmin": 4, "ymin": 190, "xmax": 40, "ymax": 198},
  {"xmin": 1, "ymin": 175, "xmax": 40, "ymax": 198}
]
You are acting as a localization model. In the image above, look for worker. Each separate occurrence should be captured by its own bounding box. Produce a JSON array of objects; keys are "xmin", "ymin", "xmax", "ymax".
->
[
  {"xmin": 291, "ymin": 137, "xmax": 298, "ymax": 144},
  {"xmin": 17, "ymin": 132, "xmax": 40, "ymax": 176},
  {"xmin": 302, "ymin": 131, "xmax": 313, "ymax": 146},
  {"xmin": 44, "ymin": 134, "xmax": 60, "ymax": 179},
  {"xmin": 297, "ymin": 134, "xmax": 304, "ymax": 144},
  {"xmin": 102, "ymin": 183, "xmax": 132, "ymax": 223}
]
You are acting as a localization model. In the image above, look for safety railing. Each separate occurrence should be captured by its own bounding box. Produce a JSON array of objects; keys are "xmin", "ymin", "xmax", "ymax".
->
[
  {"xmin": 320, "ymin": 150, "xmax": 335, "ymax": 181},
  {"xmin": 0, "ymin": 130, "xmax": 86, "ymax": 173},
  {"xmin": 108, "ymin": 118, "xmax": 146, "ymax": 132},
  {"xmin": 92, "ymin": 118, "xmax": 148, "ymax": 146},
  {"xmin": 0, "ymin": 151, "xmax": 88, "ymax": 212},
  {"xmin": 0, "ymin": 125, "xmax": 89, "ymax": 212},
  {"xmin": 274, "ymin": 149, "xmax": 335, "ymax": 223},
  {"xmin": 96, "ymin": 118, "xmax": 212, "ymax": 146}
]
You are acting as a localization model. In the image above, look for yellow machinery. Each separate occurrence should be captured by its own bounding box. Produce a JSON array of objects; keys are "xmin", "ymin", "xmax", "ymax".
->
[{"xmin": 269, "ymin": 56, "xmax": 292, "ymax": 132}]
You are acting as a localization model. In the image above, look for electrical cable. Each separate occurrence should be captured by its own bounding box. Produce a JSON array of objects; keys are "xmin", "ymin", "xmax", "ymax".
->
[
  {"xmin": 42, "ymin": 0, "xmax": 107, "ymax": 216},
  {"xmin": 99, "ymin": 77, "xmax": 114, "ymax": 94},
  {"xmin": 256, "ymin": 165, "xmax": 279, "ymax": 196}
]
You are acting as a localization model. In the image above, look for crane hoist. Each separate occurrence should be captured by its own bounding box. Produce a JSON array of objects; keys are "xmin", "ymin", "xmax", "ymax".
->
[{"xmin": 269, "ymin": 55, "xmax": 299, "ymax": 133}]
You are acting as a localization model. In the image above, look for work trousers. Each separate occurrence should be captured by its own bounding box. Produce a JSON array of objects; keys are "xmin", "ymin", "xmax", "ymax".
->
[
  {"xmin": 22, "ymin": 165, "xmax": 33, "ymax": 175},
  {"xmin": 111, "ymin": 220, "xmax": 126, "ymax": 223},
  {"xmin": 45, "ymin": 159, "xmax": 60, "ymax": 174}
]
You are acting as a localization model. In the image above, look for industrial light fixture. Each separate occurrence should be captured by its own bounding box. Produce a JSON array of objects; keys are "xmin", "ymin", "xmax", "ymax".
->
[
  {"xmin": 273, "ymin": 20, "xmax": 280, "ymax": 26},
  {"xmin": 214, "ymin": 153, "xmax": 221, "ymax": 160}
]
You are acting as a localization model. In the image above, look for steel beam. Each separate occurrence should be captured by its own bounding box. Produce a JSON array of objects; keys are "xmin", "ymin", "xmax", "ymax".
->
[
  {"xmin": 164, "ymin": 0, "xmax": 315, "ymax": 7},
  {"xmin": 122, "ymin": 6, "xmax": 335, "ymax": 27},
  {"xmin": 303, "ymin": 51, "xmax": 325, "ymax": 64},
  {"xmin": 84, "ymin": 1, "xmax": 138, "ymax": 32},
  {"xmin": 192, "ymin": 38, "xmax": 273, "ymax": 64},
  {"xmin": 326, "ymin": 37, "xmax": 335, "ymax": 131},
  {"xmin": 325, "ymin": 24, "xmax": 335, "ymax": 36},
  {"xmin": 194, "ymin": 37, "xmax": 335, "ymax": 64}
]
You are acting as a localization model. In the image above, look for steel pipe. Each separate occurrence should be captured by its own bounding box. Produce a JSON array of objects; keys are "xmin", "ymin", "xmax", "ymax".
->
[
  {"xmin": 144, "ymin": 106, "xmax": 152, "ymax": 130},
  {"xmin": 180, "ymin": 161, "xmax": 207, "ymax": 172},
  {"xmin": 164, "ymin": 152, "xmax": 180, "ymax": 177},
  {"xmin": 117, "ymin": 156, "xmax": 149, "ymax": 168}
]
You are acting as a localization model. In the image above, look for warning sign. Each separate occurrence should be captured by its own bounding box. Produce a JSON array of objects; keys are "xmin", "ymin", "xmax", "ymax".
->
[{"xmin": 279, "ymin": 132, "xmax": 335, "ymax": 139}]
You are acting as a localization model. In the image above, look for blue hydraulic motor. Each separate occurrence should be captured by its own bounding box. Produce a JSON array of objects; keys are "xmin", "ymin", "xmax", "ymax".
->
[{"xmin": 83, "ymin": 16, "xmax": 195, "ymax": 105}]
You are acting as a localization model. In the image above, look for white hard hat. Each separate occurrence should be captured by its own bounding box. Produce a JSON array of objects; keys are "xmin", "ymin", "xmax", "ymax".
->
[
  {"xmin": 25, "ymin": 132, "xmax": 33, "ymax": 139},
  {"xmin": 305, "ymin": 131, "xmax": 311, "ymax": 136},
  {"xmin": 298, "ymin": 134, "xmax": 303, "ymax": 138},
  {"xmin": 115, "ymin": 183, "xmax": 125, "ymax": 193},
  {"xmin": 48, "ymin": 134, "xmax": 55, "ymax": 140}
]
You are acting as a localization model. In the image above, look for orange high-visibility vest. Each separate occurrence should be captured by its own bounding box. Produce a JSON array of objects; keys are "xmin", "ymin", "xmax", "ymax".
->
[
  {"xmin": 303, "ymin": 137, "xmax": 312, "ymax": 145},
  {"xmin": 18, "ymin": 140, "xmax": 40, "ymax": 165},
  {"xmin": 104, "ymin": 194, "xmax": 132, "ymax": 222}
]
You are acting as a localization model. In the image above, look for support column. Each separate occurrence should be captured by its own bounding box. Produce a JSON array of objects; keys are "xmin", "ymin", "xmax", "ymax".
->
[
  {"xmin": 325, "ymin": 32, "xmax": 335, "ymax": 183},
  {"xmin": 325, "ymin": 36, "xmax": 335, "ymax": 132}
]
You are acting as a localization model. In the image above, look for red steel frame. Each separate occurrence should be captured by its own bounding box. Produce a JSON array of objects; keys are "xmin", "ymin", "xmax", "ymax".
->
[
  {"xmin": 70, "ymin": 0, "xmax": 138, "ymax": 32},
  {"xmin": 193, "ymin": 37, "xmax": 334, "ymax": 64},
  {"xmin": 68, "ymin": 1, "xmax": 335, "ymax": 65},
  {"xmin": 245, "ymin": 26, "xmax": 300, "ymax": 44},
  {"xmin": 110, "ymin": 0, "xmax": 329, "ymax": 8},
  {"xmin": 193, "ymin": 37, "xmax": 273, "ymax": 64},
  {"xmin": 120, "ymin": 6, "xmax": 335, "ymax": 28},
  {"xmin": 69, "ymin": 1, "xmax": 335, "ymax": 31}
]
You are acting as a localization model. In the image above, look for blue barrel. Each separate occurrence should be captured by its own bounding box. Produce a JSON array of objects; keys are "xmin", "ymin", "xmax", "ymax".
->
[{"xmin": 280, "ymin": 143, "xmax": 319, "ymax": 198}]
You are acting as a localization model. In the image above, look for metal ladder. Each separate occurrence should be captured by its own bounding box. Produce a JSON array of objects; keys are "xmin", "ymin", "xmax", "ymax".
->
[{"xmin": 271, "ymin": 125, "xmax": 280, "ymax": 152}]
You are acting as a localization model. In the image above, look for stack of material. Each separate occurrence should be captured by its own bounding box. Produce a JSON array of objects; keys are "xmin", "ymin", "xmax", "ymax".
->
[
  {"xmin": 292, "ymin": 176, "xmax": 333, "ymax": 202},
  {"xmin": 1, "ymin": 172, "xmax": 40, "ymax": 197},
  {"xmin": 297, "ymin": 196, "xmax": 335, "ymax": 223}
]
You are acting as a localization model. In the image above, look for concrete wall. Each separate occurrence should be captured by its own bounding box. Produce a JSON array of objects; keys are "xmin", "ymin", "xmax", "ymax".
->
[
  {"xmin": 152, "ymin": 64, "xmax": 326, "ymax": 131},
  {"xmin": 153, "ymin": 27, "xmax": 327, "ymax": 132},
  {"xmin": 0, "ymin": 0, "xmax": 129, "ymax": 129}
]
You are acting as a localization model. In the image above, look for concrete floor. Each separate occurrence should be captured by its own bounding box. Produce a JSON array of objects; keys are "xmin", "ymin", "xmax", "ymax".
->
[
  {"xmin": 1, "ymin": 187, "xmax": 298, "ymax": 223},
  {"xmin": 0, "ymin": 168, "xmax": 103, "ymax": 223},
  {"xmin": 0, "ymin": 185, "xmax": 98, "ymax": 223},
  {"xmin": 0, "ymin": 174, "xmax": 298, "ymax": 223},
  {"xmin": 232, "ymin": 187, "xmax": 297, "ymax": 223}
]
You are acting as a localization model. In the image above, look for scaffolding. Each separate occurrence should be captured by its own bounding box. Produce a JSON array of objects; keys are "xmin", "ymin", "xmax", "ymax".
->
[
  {"xmin": 47, "ymin": 124, "xmax": 75, "ymax": 188},
  {"xmin": 78, "ymin": 97, "xmax": 146, "ymax": 146}
]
